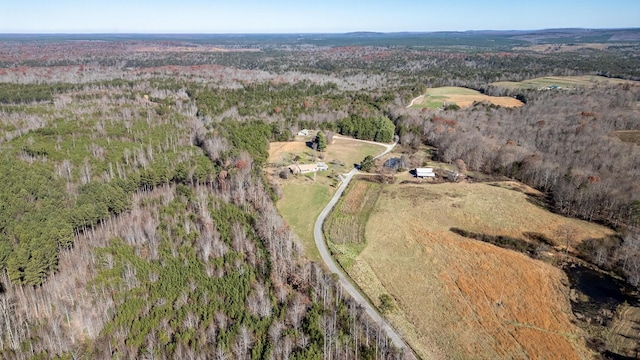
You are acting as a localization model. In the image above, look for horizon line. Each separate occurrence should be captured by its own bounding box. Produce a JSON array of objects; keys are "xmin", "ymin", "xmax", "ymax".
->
[{"xmin": 0, "ymin": 27, "xmax": 639, "ymax": 36}]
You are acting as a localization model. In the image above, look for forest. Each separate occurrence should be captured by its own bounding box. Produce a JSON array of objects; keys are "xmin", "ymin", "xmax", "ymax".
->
[{"xmin": 0, "ymin": 29, "xmax": 639, "ymax": 359}]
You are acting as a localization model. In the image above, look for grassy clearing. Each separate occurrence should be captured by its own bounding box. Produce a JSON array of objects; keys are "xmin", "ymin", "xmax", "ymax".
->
[
  {"xmin": 614, "ymin": 130, "xmax": 640, "ymax": 145},
  {"xmin": 270, "ymin": 137, "xmax": 385, "ymax": 263},
  {"xmin": 325, "ymin": 180, "xmax": 383, "ymax": 268},
  {"xmin": 492, "ymin": 75, "xmax": 638, "ymax": 90},
  {"xmin": 277, "ymin": 181, "xmax": 334, "ymax": 263},
  {"xmin": 342, "ymin": 180, "xmax": 613, "ymax": 359},
  {"xmin": 269, "ymin": 138, "xmax": 385, "ymax": 171},
  {"xmin": 410, "ymin": 86, "xmax": 523, "ymax": 109}
]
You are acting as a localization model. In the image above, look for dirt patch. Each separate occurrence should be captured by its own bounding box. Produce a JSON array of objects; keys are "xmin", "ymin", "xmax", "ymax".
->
[
  {"xmin": 614, "ymin": 130, "xmax": 640, "ymax": 145},
  {"xmin": 345, "ymin": 181, "xmax": 614, "ymax": 359}
]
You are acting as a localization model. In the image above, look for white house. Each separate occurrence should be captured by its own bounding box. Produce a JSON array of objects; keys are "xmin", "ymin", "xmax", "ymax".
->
[
  {"xmin": 297, "ymin": 129, "xmax": 309, "ymax": 136},
  {"xmin": 415, "ymin": 167, "xmax": 436, "ymax": 178},
  {"xmin": 288, "ymin": 163, "xmax": 328, "ymax": 174}
]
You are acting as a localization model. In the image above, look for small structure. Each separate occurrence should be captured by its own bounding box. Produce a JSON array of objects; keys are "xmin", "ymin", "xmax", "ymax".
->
[
  {"xmin": 297, "ymin": 129, "xmax": 309, "ymax": 136},
  {"xmin": 415, "ymin": 167, "xmax": 436, "ymax": 178},
  {"xmin": 288, "ymin": 162, "xmax": 328, "ymax": 174}
]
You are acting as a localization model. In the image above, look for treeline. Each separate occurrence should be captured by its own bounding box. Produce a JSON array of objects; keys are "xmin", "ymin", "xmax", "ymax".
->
[
  {"xmin": 337, "ymin": 114, "xmax": 395, "ymax": 143},
  {"xmin": 0, "ymin": 82, "xmax": 79, "ymax": 104}
]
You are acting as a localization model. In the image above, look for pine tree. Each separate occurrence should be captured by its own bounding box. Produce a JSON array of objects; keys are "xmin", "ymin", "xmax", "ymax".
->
[{"xmin": 315, "ymin": 132, "xmax": 327, "ymax": 152}]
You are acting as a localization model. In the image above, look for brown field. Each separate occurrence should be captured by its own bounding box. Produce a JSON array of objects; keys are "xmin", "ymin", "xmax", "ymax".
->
[
  {"xmin": 518, "ymin": 43, "xmax": 610, "ymax": 53},
  {"xmin": 492, "ymin": 75, "xmax": 639, "ymax": 90},
  {"xmin": 445, "ymin": 94, "xmax": 524, "ymax": 108},
  {"xmin": 607, "ymin": 305, "xmax": 640, "ymax": 357},
  {"xmin": 336, "ymin": 181, "xmax": 614, "ymax": 359},
  {"xmin": 409, "ymin": 87, "xmax": 524, "ymax": 109},
  {"xmin": 614, "ymin": 130, "xmax": 640, "ymax": 145},
  {"xmin": 269, "ymin": 138, "xmax": 385, "ymax": 170}
]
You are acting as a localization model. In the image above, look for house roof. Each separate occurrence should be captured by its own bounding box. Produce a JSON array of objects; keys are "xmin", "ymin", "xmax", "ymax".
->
[{"xmin": 416, "ymin": 167, "xmax": 436, "ymax": 177}]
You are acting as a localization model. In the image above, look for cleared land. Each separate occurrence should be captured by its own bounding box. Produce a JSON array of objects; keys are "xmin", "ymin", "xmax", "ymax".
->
[
  {"xmin": 615, "ymin": 130, "xmax": 640, "ymax": 145},
  {"xmin": 409, "ymin": 86, "xmax": 523, "ymax": 109},
  {"xmin": 328, "ymin": 180, "xmax": 615, "ymax": 359},
  {"xmin": 492, "ymin": 75, "xmax": 638, "ymax": 90},
  {"xmin": 270, "ymin": 138, "xmax": 385, "ymax": 263},
  {"xmin": 269, "ymin": 137, "xmax": 385, "ymax": 171},
  {"xmin": 517, "ymin": 43, "xmax": 611, "ymax": 53}
]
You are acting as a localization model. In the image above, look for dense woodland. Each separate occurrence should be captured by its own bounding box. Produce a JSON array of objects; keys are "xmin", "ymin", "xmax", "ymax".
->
[{"xmin": 0, "ymin": 30, "xmax": 639, "ymax": 358}]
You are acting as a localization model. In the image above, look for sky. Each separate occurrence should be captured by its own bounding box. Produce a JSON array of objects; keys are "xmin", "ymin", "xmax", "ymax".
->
[{"xmin": 1, "ymin": 0, "xmax": 638, "ymax": 33}]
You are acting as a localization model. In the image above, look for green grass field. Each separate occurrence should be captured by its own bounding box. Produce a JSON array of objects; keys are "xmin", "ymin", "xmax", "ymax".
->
[
  {"xmin": 324, "ymin": 180, "xmax": 383, "ymax": 269},
  {"xmin": 277, "ymin": 182, "xmax": 334, "ymax": 262},
  {"xmin": 271, "ymin": 137, "xmax": 386, "ymax": 263}
]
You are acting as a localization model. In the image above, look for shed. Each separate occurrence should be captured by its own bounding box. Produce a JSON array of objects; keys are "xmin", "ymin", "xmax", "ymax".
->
[{"xmin": 415, "ymin": 167, "xmax": 436, "ymax": 178}]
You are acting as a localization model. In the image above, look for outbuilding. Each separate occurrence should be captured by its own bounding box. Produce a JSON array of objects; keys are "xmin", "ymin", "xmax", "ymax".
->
[{"xmin": 415, "ymin": 167, "xmax": 436, "ymax": 178}]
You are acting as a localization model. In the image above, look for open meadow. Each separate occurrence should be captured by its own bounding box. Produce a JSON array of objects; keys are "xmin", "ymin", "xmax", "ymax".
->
[
  {"xmin": 491, "ymin": 75, "xmax": 638, "ymax": 90},
  {"xmin": 615, "ymin": 130, "xmax": 640, "ymax": 145},
  {"xmin": 409, "ymin": 86, "xmax": 524, "ymax": 109},
  {"xmin": 269, "ymin": 138, "xmax": 385, "ymax": 263},
  {"xmin": 327, "ymin": 180, "xmax": 616, "ymax": 359}
]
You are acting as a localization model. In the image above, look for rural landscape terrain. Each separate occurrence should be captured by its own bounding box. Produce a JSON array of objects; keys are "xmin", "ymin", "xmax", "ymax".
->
[{"xmin": 0, "ymin": 28, "xmax": 639, "ymax": 359}]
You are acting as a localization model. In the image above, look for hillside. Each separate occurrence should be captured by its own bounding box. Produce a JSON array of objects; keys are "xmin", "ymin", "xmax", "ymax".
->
[
  {"xmin": 327, "ymin": 179, "xmax": 617, "ymax": 359},
  {"xmin": 0, "ymin": 31, "xmax": 639, "ymax": 359},
  {"xmin": 0, "ymin": 69, "xmax": 404, "ymax": 359}
]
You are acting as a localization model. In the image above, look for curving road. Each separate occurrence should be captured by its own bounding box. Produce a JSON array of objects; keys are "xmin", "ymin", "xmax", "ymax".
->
[{"xmin": 313, "ymin": 138, "xmax": 414, "ymax": 355}]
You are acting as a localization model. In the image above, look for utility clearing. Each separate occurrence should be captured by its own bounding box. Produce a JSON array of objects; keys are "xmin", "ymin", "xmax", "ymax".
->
[
  {"xmin": 409, "ymin": 86, "xmax": 523, "ymax": 109},
  {"xmin": 327, "ymin": 180, "xmax": 615, "ymax": 359}
]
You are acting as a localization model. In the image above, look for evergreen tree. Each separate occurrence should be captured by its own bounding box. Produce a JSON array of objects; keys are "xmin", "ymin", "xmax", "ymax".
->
[
  {"xmin": 360, "ymin": 155, "xmax": 375, "ymax": 172},
  {"xmin": 315, "ymin": 131, "xmax": 327, "ymax": 152}
]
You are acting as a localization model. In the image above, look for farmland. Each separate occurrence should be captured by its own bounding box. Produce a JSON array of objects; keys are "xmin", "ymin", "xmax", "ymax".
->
[
  {"xmin": 327, "ymin": 179, "xmax": 616, "ymax": 359},
  {"xmin": 615, "ymin": 130, "xmax": 640, "ymax": 145},
  {"xmin": 269, "ymin": 137, "xmax": 385, "ymax": 263},
  {"xmin": 491, "ymin": 75, "xmax": 638, "ymax": 90},
  {"xmin": 408, "ymin": 86, "xmax": 523, "ymax": 109}
]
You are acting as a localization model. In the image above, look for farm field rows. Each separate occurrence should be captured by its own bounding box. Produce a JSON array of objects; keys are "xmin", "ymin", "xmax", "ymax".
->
[
  {"xmin": 409, "ymin": 86, "xmax": 524, "ymax": 109},
  {"xmin": 328, "ymin": 180, "xmax": 615, "ymax": 359}
]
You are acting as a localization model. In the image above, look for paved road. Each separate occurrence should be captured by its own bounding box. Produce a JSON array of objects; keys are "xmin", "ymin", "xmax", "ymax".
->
[{"xmin": 313, "ymin": 139, "xmax": 414, "ymax": 355}]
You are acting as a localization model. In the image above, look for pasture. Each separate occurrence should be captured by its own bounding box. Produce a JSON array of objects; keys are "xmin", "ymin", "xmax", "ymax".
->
[
  {"xmin": 615, "ymin": 130, "xmax": 640, "ymax": 145},
  {"xmin": 409, "ymin": 86, "xmax": 524, "ymax": 109},
  {"xmin": 328, "ymin": 180, "xmax": 615, "ymax": 359},
  {"xmin": 492, "ymin": 75, "xmax": 637, "ymax": 90},
  {"xmin": 270, "ymin": 137, "xmax": 385, "ymax": 263}
]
